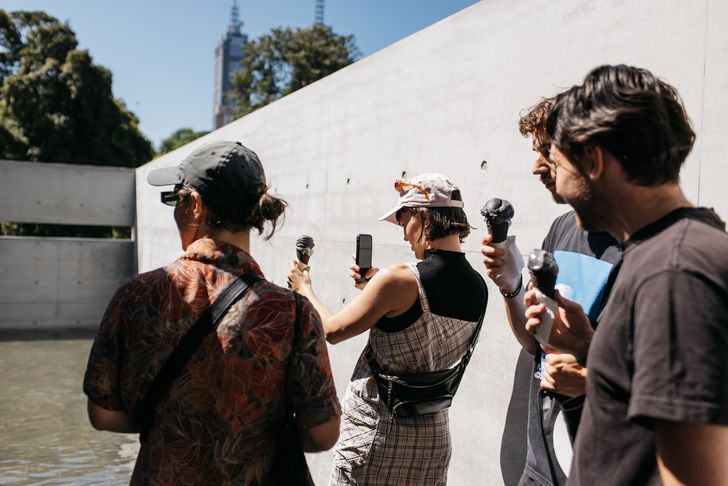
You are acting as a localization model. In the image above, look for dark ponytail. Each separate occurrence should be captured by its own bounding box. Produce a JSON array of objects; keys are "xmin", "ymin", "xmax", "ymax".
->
[{"xmin": 249, "ymin": 191, "xmax": 287, "ymax": 240}]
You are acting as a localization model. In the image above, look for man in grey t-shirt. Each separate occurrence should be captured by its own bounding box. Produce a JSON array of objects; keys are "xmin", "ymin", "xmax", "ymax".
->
[
  {"xmin": 482, "ymin": 98, "xmax": 620, "ymax": 485},
  {"xmin": 525, "ymin": 65, "xmax": 728, "ymax": 484}
]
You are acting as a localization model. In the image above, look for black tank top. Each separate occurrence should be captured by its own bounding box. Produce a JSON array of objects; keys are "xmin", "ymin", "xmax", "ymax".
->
[{"xmin": 376, "ymin": 249, "xmax": 488, "ymax": 332}]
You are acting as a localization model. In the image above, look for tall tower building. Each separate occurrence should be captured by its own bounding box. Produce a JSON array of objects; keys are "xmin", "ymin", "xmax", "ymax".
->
[
  {"xmin": 213, "ymin": 1, "xmax": 248, "ymax": 129},
  {"xmin": 315, "ymin": 0, "xmax": 325, "ymax": 25}
]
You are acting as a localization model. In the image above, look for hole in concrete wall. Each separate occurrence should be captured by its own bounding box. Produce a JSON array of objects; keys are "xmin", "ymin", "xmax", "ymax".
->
[
  {"xmin": 346, "ymin": 178, "xmax": 351, "ymax": 185},
  {"xmin": 341, "ymin": 297, "xmax": 346, "ymax": 304},
  {"xmin": 480, "ymin": 160, "xmax": 488, "ymax": 172},
  {"xmin": 305, "ymin": 183, "xmax": 309, "ymax": 189},
  {"xmin": 401, "ymin": 171, "xmax": 407, "ymax": 179}
]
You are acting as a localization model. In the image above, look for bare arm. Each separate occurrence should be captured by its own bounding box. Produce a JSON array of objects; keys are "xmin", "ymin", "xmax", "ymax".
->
[
  {"xmin": 655, "ymin": 421, "xmax": 728, "ymax": 485},
  {"xmin": 504, "ymin": 287, "xmax": 538, "ymax": 354},
  {"xmin": 288, "ymin": 261, "xmax": 418, "ymax": 344},
  {"xmin": 87, "ymin": 400, "xmax": 138, "ymax": 433},
  {"xmin": 481, "ymin": 234, "xmax": 537, "ymax": 354},
  {"xmin": 298, "ymin": 415, "xmax": 341, "ymax": 452}
]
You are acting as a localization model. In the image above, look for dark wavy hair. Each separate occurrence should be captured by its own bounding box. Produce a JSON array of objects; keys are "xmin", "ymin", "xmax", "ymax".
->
[
  {"xmin": 546, "ymin": 65, "xmax": 695, "ymax": 185},
  {"xmin": 177, "ymin": 184, "xmax": 287, "ymax": 240}
]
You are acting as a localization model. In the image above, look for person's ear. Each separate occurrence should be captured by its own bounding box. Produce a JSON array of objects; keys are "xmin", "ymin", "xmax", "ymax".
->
[
  {"xmin": 189, "ymin": 191, "xmax": 206, "ymax": 223},
  {"xmin": 584, "ymin": 145, "xmax": 606, "ymax": 181},
  {"xmin": 418, "ymin": 210, "xmax": 428, "ymax": 242}
]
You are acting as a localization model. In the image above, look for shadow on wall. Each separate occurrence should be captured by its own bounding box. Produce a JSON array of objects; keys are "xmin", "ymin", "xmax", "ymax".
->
[{"xmin": 500, "ymin": 348, "xmax": 532, "ymax": 485}]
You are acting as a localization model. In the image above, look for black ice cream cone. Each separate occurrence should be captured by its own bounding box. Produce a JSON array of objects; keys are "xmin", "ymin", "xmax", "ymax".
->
[
  {"xmin": 527, "ymin": 249, "xmax": 559, "ymax": 299},
  {"xmin": 481, "ymin": 198, "xmax": 514, "ymax": 244}
]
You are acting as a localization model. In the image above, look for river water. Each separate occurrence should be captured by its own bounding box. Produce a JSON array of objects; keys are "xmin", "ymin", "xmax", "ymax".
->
[{"xmin": 0, "ymin": 333, "xmax": 138, "ymax": 484}]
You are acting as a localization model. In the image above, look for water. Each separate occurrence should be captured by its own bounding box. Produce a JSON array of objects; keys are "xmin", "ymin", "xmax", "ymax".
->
[{"xmin": 0, "ymin": 333, "xmax": 138, "ymax": 485}]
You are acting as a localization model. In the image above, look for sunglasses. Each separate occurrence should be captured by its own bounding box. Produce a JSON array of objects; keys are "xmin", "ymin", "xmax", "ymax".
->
[
  {"xmin": 394, "ymin": 180, "xmax": 430, "ymax": 201},
  {"xmin": 160, "ymin": 191, "xmax": 179, "ymax": 206},
  {"xmin": 160, "ymin": 185, "xmax": 184, "ymax": 206}
]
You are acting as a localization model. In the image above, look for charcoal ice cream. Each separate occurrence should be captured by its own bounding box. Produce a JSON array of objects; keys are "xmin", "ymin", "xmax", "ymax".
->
[
  {"xmin": 295, "ymin": 235, "xmax": 315, "ymax": 265},
  {"xmin": 527, "ymin": 249, "xmax": 558, "ymax": 299},
  {"xmin": 481, "ymin": 198, "xmax": 514, "ymax": 243}
]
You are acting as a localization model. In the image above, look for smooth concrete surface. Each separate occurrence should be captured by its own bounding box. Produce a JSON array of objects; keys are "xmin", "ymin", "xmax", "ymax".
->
[
  {"xmin": 0, "ymin": 160, "xmax": 136, "ymax": 331},
  {"xmin": 136, "ymin": 0, "xmax": 728, "ymax": 483},
  {"xmin": 0, "ymin": 237, "xmax": 134, "ymax": 331},
  {"xmin": 0, "ymin": 160, "xmax": 135, "ymax": 226}
]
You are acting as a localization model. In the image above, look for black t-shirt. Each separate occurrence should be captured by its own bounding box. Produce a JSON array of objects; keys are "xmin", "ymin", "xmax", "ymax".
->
[
  {"xmin": 522, "ymin": 211, "xmax": 621, "ymax": 485},
  {"xmin": 570, "ymin": 207, "xmax": 728, "ymax": 485},
  {"xmin": 377, "ymin": 249, "xmax": 487, "ymax": 331}
]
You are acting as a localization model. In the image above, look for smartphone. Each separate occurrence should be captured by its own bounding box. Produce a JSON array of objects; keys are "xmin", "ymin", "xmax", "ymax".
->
[{"xmin": 355, "ymin": 234, "xmax": 373, "ymax": 284}]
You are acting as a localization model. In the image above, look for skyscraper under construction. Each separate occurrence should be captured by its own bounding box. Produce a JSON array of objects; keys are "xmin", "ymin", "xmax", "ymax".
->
[{"xmin": 212, "ymin": 1, "xmax": 247, "ymax": 129}]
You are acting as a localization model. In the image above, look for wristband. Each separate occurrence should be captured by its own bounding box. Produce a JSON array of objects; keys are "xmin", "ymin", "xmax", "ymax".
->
[{"xmin": 499, "ymin": 276, "xmax": 522, "ymax": 299}]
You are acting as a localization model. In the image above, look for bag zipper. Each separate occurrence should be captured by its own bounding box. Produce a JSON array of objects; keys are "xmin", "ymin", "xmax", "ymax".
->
[
  {"xmin": 386, "ymin": 368, "xmax": 460, "ymax": 388},
  {"xmin": 391, "ymin": 394, "xmax": 454, "ymax": 418}
]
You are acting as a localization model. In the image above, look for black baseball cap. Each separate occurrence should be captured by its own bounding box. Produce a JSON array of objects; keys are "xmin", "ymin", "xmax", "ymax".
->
[{"xmin": 147, "ymin": 140, "xmax": 266, "ymax": 205}]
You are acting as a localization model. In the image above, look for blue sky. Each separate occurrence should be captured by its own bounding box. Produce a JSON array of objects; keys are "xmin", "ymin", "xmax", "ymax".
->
[{"xmin": 2, "ymin": 0, "xmax": 479, "ymax": 148}]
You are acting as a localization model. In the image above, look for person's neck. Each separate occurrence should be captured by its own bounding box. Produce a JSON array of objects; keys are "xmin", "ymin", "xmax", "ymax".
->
[
  {"xmin": 211, "ymin": 228, "xmax": 251, "ymax": 253},
  {"xmin": 607, "ymin": 183, "xmax": 692, "ymax": 241},
  {"xmin": 427, "ymin": 234, "xmax": 462, "ymax": 253}
]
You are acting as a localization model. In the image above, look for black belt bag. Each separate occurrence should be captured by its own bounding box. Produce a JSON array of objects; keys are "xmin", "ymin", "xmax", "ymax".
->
[{"xmin": 365, "ymin": 298, "xmax": 486, "ymax": 418}]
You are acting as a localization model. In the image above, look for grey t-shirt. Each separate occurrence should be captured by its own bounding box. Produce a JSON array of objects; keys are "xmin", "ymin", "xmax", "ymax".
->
[{"xmin": 570, "ymin": 207, "xmax": 728, "ymax": 485}]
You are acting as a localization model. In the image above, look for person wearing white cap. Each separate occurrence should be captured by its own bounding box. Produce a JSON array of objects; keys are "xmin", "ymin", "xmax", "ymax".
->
[{"xmin": 288, "ymin": 173, "xmax": 488, "ymax": 485}]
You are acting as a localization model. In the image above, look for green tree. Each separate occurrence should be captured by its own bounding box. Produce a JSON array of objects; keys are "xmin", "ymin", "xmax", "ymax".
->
[
  {"xmin": 0, "ymin": 10, "xmax": 152, "ymax": 238},
  {"xmin": 0, "ymin": 9, "xmax": 153, "ymax": 167},
  {"xmin": 158, "ymin": 127, "xmax": 209, "ymax": 155},
  {"xmin": 231, "ymin": 24, "xmax": 358, "ymax": 117}
]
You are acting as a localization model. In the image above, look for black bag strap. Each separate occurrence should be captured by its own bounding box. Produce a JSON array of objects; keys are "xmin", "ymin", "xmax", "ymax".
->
[
  {"xmin": 366, "ymin": 273, "xmax": 488, "ymax": 377},
  {"xmin": 137, "ymin": 272, "xmax": 262, "ymax": 443},
  {"xmin": 270, "ymin": 291, "xmax": 314, "ymax": 486},
  {"xmin": 456, "ymin": 274, "xmax": 488, "ymax": 370}
]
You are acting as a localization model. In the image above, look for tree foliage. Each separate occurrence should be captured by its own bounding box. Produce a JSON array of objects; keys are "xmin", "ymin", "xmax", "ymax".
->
[
  {"xmin": 0, "ymin": 10, "xmax": 152, "ymax": 238},
  {"xmin": 0, "ymin": 9, "xmax": 153, "ymax": 167},
  {"xmin": 158, "ymin": 127, "xmax": 209, "ymax": 155},
  {"xmin": 231, "ymin": 24, "xmax": 358, "ymax": 116}
]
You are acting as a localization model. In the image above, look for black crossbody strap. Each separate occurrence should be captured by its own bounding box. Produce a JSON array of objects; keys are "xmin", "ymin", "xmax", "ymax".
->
[
  {"xmin": 137, "ymin": 272, "xmax": 262, "ymax": 443},
  {"xmin": 366, "ymin": 273, "xmax": 488, "ymax": 376},
  {"xmin": 293, "ymin": 292, "xmax": 302, "ymax": 340},
  {"xmin": 457, "ymin": 274, "xmax": 488, "ymax": 369}
]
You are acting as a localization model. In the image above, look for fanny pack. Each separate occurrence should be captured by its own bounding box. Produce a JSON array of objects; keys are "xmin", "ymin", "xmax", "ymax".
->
[{"xmin": 365, "ymin": 299, "xmax": 486, "ymax": 418}]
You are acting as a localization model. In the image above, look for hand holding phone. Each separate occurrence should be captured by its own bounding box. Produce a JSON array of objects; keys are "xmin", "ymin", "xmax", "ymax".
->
[{"xmin": 355, "ymin": 234, "xmax": 373, "ymax": 284}]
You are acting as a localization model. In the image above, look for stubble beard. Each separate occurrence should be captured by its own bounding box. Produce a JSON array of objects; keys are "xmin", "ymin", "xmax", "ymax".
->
[
  {"xmin": 567, "ymin": 176, "xmax": 607, "ymax": 232},
  {"xmin": 550, "ymin": 190, "xmax": 566, "ymax": 205}
]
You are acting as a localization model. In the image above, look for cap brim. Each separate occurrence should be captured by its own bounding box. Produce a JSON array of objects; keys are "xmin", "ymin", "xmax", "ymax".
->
[
  {"xmin": 378, "ymin": 205, "xmax": 401, "ymax": 224},
  {"xmin": 147, "ymin": 165, "xmax": 181, "ymax": 186}
]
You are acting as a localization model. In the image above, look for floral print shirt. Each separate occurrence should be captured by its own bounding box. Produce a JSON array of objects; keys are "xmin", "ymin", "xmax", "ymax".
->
[{"xmin": 83, "ymin": 237, "xmax": 340, "ymax": 485}]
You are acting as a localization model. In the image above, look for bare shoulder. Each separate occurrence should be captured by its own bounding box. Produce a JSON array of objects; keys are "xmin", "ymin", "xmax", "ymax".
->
[{"xmin": 369, "ymin": 263, "xmax": 417, "ymax": 289}]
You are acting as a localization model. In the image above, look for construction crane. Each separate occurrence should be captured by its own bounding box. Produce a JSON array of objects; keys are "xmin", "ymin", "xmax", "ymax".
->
[{"xmin": 315, "ymin": 0, "xmax": 325, "ymax": 25}]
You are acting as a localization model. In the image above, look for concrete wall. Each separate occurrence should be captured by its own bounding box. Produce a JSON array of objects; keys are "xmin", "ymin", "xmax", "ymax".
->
[
  {"xmin": 136, "ymin": 0, "xmax": 728, "ymax": 483},
  {"xmin": 0, "ymin": 160, "xmax": 135, "ymax": 226},
  {"xmin": 0, "ymin": 160, "xmax": 135, "ymax": 331}
]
